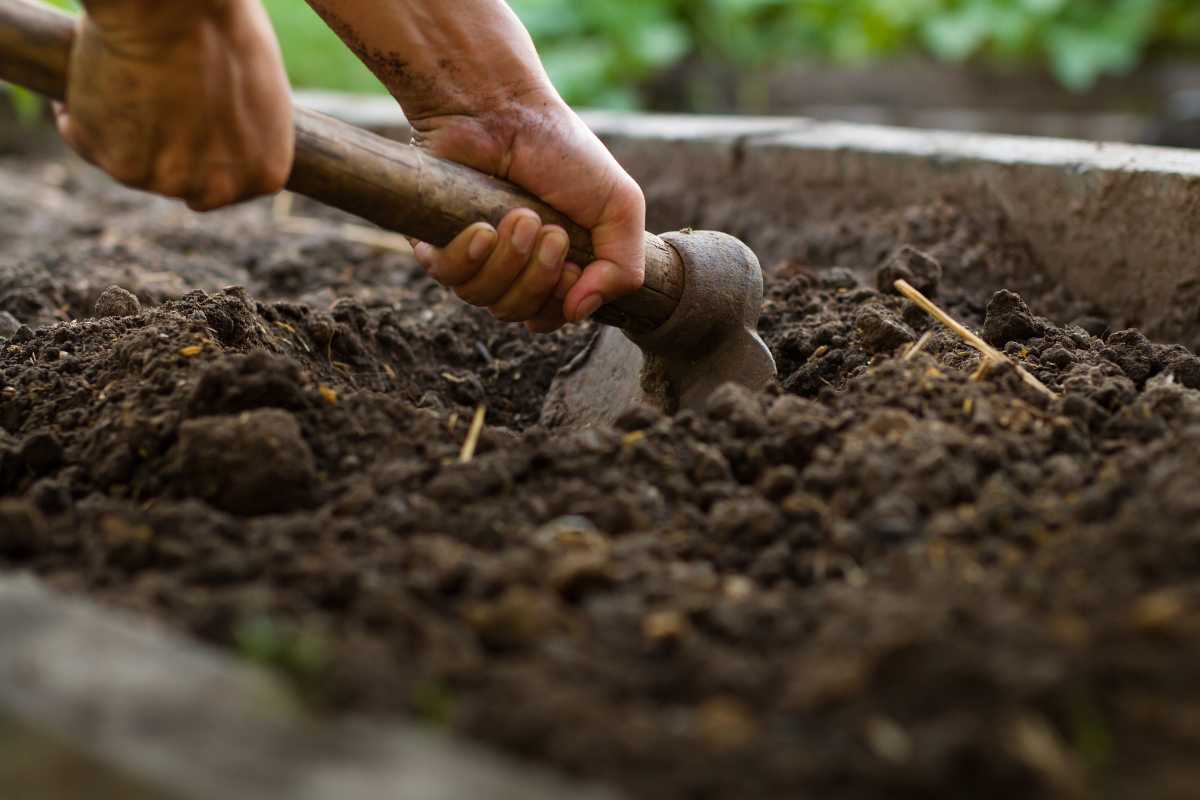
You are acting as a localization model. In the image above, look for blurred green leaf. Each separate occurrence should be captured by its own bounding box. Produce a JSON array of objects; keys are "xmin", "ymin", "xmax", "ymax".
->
[{"xmin": 14, "ymin": 0, "xmax": 1200, "ymax": 110}]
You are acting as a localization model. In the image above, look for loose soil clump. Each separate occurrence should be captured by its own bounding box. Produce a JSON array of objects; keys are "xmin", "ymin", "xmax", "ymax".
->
[{"xmin": 3, "ymin": 155, "xmax": 1200, "ymax": 799}]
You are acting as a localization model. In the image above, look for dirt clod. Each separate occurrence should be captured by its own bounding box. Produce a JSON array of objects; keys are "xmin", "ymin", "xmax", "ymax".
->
[
  {"xmin": 93, "ymin": 285, "xmax": 141, "ymax": 318},
  {"xmin": 855, "ymin": 304, "xmax": 916, "ymax": 354},
  {"xmin": 876, "ymin": 245, "xmax": 943, "ymax": 298},
  {"xmin": 173, "ymin": 409, "xmax": 318, "ymax": 516},
  {"xmin": 983, "ymin": 289, "xmax": 1043, "ymax": 345}
]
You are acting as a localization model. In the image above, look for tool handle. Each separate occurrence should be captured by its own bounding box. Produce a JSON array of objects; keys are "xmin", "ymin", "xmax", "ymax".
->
[{"xmin": 0, "ymin": 0, "xmax": 683, "ymax": 333}]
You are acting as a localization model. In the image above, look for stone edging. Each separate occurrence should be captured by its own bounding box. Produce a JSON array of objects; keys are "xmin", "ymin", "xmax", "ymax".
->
[{"xmin": 0, "ymin": 575, "xmax": 621, "ymax": 800}]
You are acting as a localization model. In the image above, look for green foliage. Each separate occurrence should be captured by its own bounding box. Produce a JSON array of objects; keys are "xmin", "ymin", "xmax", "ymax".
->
[
  {"xmin": 511, "ymin": 0, "xmax": 1200, "ymax": 104},
  {"xmin": 8, "ymin": 0, "xmax": 1200, "ymax": 111},
  {"xmin": 260, "ymin": 0, "xmax": 383, "ymax": 94}
]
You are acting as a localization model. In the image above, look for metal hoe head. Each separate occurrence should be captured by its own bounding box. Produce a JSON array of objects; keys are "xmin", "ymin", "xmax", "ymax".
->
[{"xmin": 542, "ymin": 230, "xmax": 777, "ymax": 427}]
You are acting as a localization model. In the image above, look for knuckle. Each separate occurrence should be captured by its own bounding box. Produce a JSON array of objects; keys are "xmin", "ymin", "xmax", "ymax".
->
[
  {"xmin": 153, "ymin": 170, "xmax": 192, "ymax": 200},
  {"xmin": 189, "ymin": 173, "xmax": 239, "ymax": 212},
  {"xmin": 102, "ymin": 155, "xmax": 149, "ymax": 187}
]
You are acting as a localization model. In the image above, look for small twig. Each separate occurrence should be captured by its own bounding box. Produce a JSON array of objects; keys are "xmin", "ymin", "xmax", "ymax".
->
[
  {"xmin": 903, "ymin": 331, "xmax": 935, "ymax": 362},
  {"xmin": 894, "ymin": 280, "xmax": 1057, "ymax": 400},
  {"xmin": 459, "ymin": 405, "xmax": 487, "ymax": 464}
]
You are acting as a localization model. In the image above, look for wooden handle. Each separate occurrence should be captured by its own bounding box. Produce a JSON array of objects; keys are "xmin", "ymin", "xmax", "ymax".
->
[{"xmin": 0, "ymin": 0, "xmax": 683, "ymax": 333}]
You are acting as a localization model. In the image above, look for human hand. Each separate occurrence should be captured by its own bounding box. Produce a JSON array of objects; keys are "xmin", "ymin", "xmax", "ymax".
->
[
  {"xmin": 409, "ymin": 91, "xmax": 646, "ymax": 333},
  {"xmin": 57, "ymin": 0, "xmax": 294, "ymax": 211}
]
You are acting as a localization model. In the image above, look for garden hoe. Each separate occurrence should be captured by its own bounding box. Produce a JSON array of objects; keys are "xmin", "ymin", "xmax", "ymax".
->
[{"xmin": 0, "ymin": 0, "xmax": 775, "ymax": 427}]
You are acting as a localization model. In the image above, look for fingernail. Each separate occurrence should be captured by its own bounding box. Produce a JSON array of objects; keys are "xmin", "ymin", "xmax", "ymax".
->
[
  {"xmin": 576, "ymin": 294, "xmax": 603, "ymax": 321},
  {"xmin": 513, "ymin": 216, "xmax": 539, "ymax": 255},
  {"xmin": 469, "ymin": 228, "xmax": 496, "ymax": 261},
  {"xmin": 538, "ymin": 231, "xmax": 567, "ymax": 270}
]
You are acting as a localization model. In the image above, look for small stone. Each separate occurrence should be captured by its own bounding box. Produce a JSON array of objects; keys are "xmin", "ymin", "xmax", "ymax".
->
[
  {"xmin": 876, "ymin": 245, "xmax": 943, "ymax": 298},
  {"xmin": 11, "ymin": 325, "xmax": 33, "ymax": 343},
  {"xmin": 94, "ymin": 286, "xmax": 141, "ymax": 318},
  {"xmin": 0, "ymin": 311, "xmax": 20, "ymax": 339},
  {"xmin": 855, "ymin": 305, "xmax": 915, "ymax": 354},
  {"xmin": 983, "ymin": 290, "xmax": 1043, "ymax": 346}
]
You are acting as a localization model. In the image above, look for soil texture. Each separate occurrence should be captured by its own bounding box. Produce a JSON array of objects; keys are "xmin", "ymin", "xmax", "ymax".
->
[{"xmin": 3, "ymin": 154, "xmax": 1200, "ymax": 800}]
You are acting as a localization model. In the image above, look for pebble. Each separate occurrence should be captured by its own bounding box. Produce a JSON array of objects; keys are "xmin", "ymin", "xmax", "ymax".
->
[
  {"xmin": 94, "ymin": 285, "xmax": 141, "ymax": 318},
  {"xmin": 0, "ymin": 311, "xmax": 20, "ymax": 339}
]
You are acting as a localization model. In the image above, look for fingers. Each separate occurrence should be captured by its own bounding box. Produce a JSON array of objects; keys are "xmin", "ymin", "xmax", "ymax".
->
[
  {"xmin": 490, "ymin": 227, "xmax": 568, "ymax": 322},
  {"xmin": 414, "ymin": 208, "xmax": 575, "ymax": 329},
  {"xmin": 413, "ymin": 222, "xmax": 497, "ymax": 286},
  {"xmin": 55, "ymin": 103, "xmax": 284, "ymax": 212},
  {"xmin": 456, "ymin": 209, "xmax": 541, "ymax": 306},
  {"xmin": 526, "ymin": 263, "xmax": 582, "ymax": 333}
]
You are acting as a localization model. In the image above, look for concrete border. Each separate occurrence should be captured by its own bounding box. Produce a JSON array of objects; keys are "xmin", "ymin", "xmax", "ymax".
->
[
  {"xmin": 0, "ymin": 575, "xmax": 621, "ymax": 800},
  {"xmin": 584, "ymin": 111, "xmax": 1200, "ymax": 347},
  {"xmin": 291, "ymin": 91, "xmax": 1200, "ymax": 347}
]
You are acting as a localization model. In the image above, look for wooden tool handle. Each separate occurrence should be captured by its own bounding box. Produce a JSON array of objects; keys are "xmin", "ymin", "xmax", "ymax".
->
[{"xmin": 0, "ymin": 0, "xmax": 683, "ymax": 333}]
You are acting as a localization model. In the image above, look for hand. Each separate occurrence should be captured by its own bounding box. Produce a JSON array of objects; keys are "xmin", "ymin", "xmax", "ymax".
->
[
  {"xmin": 57, "ymin": 0, "xmax": 293, "ymax": 211},
  {"xmin": 410, "ymin": 93, "xmax": 646, "ymax": 332},
  {"xmin": 304, "ymin": 0, "xmax": 646, "ymax": 333}
]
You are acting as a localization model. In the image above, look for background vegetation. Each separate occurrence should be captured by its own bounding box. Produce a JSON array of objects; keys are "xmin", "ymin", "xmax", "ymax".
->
[{"xmin": 18, "ymin": 0, "xmax": 1200, "ymax": 110}]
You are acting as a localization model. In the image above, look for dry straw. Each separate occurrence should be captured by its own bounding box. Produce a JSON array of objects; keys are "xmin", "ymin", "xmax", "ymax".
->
[{"xmin": 894, "ymin": 279, "xmax": 1057, "ymax": 400}]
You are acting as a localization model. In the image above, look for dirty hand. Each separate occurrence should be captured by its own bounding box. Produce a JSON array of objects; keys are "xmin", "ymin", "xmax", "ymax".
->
[
  {"xmin": 58, "ymin": 0, "xmax": 293, "ymax": 211},
  {"xmin": 305, "ymin": 0, "xmax": 646, "ymax": 332}
]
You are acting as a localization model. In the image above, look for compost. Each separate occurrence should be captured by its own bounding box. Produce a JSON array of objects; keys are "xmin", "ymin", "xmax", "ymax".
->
[{"xmin": 3, "ymin": 153, "xmax": 1200, "ymax": 800}]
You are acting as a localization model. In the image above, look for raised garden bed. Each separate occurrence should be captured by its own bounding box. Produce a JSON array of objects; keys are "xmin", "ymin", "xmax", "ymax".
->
[{"xmin": 2, "ymin": 109, "xmax": 1200, "ymax": 799}]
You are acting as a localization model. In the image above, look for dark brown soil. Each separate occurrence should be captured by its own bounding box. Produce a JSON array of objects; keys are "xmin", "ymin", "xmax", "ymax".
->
[{"xmin": 3, "ymin": 154, "xmax": 1200, "ymax": 800}]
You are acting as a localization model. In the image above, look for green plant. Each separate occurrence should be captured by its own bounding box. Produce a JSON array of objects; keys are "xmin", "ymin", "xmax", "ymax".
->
[{"xmin": 8, "ymin": 0, "xmax": 1200, "ymax": 111}]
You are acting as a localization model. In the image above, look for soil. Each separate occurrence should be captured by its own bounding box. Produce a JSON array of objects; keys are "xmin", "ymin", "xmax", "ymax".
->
[{"xmin": 3, "ymin": 152, "xmax": 1200, "ymax": 800}]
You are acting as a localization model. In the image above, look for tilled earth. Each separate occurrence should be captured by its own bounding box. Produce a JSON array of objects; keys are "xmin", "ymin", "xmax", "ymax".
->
[{"xmin": 2, "ymin": 153, "xmax": 1200, "ymax": 800}]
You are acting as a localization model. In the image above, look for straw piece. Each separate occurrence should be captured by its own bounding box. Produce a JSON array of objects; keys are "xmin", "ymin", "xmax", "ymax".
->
[
  {"xmin": 894, "ymin": 279, "xmax": 1057, "ymax": 400},
  {"xmin": 459, "ymin": 405, "xmax": 487, "ymax": 464},
  {"xmin": 903, "ymin": 331, "xmax": 934, "ymax": 362}
]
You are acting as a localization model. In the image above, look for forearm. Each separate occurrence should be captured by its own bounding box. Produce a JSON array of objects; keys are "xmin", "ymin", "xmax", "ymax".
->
[{"xmin": 305, "ymin": 0, "xmax": 558, "ymax": 120}]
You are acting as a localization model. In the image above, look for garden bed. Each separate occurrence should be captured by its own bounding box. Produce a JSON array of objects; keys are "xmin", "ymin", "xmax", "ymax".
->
[{"xmin": 3, "ymin": 117, "xmax": 1200, "ymax": 799}]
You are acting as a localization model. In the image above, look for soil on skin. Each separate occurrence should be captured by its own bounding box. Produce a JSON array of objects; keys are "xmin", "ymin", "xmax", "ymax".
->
[{"xmin": 3, "ymin": 154, "xmax": 1200, "ymax": 800}]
